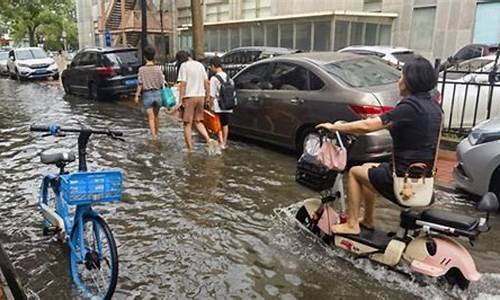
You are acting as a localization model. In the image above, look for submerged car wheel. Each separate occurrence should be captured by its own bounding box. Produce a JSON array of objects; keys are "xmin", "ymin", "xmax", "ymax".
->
[{"xmin": 489, "ymin": 167, "xmax": 500, "ymax": 210}]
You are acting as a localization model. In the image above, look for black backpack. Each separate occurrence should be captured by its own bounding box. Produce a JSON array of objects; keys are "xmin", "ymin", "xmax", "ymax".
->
[{"xmin": 215, "ymin": 74, "xmax": 237, "ymax": 110}]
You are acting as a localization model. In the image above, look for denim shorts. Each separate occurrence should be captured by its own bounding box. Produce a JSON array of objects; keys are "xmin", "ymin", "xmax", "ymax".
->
[{"xmin": 143, "ymin": 89, "xmax": 162, "ymax": 109}]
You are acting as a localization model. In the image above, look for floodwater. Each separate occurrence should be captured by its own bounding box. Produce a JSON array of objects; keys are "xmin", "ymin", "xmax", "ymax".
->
[{"xmin": 0, "ymin": 78, "xmax": 499, "ymax": 299}]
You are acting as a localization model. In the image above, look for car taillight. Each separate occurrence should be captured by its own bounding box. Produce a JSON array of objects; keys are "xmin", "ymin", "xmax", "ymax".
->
[
  {"xmin": 96, "ymin": 67, "xmax": 116, "ymax": 76},
  {"xmin": 350, "ymin": 105, "xmax": 394, "ymax": 118},
  {"xmin": 434, "ymin": 91, "xmax": 441, "ymax": 104}
]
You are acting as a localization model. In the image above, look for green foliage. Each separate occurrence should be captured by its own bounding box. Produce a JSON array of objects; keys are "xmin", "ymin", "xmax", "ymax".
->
[{"xmin": 0, "ymin": 0, "xmax": 77, "ymax": 49}]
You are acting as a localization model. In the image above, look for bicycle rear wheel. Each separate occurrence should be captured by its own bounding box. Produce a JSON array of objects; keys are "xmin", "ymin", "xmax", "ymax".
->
[{"xmin": 70, "ymin": 214, "xmax": 118, "ymax": 299}]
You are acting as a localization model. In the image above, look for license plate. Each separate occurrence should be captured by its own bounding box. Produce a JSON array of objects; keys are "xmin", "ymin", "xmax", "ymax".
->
[
  {"xmin": 35, "ymin": 69, "xmax": 47, "ymax": 74},
  {"xmin": 124, "ymin": 79, "xmax": 138, "ymax": 86}
]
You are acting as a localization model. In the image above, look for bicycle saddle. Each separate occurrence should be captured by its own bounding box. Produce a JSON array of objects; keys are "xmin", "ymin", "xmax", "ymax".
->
[{"xmin": 40, "ymin": 149, "xmax": 76, "ymax": 165}]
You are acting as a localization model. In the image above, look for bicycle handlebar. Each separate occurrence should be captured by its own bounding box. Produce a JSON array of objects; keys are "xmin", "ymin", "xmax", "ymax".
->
[{"xmin": 30, "ymin": 124, "xmax": 123, "ymax": 137}]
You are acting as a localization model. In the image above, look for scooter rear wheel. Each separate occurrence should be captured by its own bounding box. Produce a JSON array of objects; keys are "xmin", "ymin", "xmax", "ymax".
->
[{"xmin": 444, "ymin": 267, "xmax": 469, "ymax": 290}]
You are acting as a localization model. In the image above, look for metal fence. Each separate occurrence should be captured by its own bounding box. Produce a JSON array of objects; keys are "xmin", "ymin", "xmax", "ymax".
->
[
  {"xmin": 437, "ymin": 51, "xmax": 500, "ymax": 136},
  {"xmin": 163, "ymin": 62, "xmax": 247, "ymax": 85}
]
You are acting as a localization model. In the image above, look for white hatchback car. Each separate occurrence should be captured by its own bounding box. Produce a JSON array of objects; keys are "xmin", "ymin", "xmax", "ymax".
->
[
  {"xmin": 7, "ymin": 47, "xmax": 58, "ymax": 80},
  {"xmin": 338, "ymin": 46, "xmax": 418, "ymax": 69}
]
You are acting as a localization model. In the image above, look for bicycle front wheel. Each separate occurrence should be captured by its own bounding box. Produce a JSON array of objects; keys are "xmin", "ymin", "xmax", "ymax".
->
[{"xmin": 70, "ymin": 214, "xmax": 118, "ymax": 299}]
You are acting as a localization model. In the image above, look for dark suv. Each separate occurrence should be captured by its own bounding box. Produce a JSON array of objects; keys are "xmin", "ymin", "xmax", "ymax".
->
[{"xmin": 62, "ymin": 47, "xmax": 140, "ymax": 100}]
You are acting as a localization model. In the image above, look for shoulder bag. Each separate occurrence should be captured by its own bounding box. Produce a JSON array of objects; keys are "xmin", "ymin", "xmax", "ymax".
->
[{"xmin": 393, "ymin": 120, "xmax": 443, "ymax": 207}]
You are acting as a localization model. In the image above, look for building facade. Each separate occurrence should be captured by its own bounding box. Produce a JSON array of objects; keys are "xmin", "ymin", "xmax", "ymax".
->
[
  {"xmin": 76, "ymin": 0, "xmax": 174, "ymax": 60},
  {"xmin": 76, "ymin": 0, "xmax": 500, "ymax": 61},
  {"xmin": 176, "ymin": 0, "xmax": 500, "ymax": 61}
]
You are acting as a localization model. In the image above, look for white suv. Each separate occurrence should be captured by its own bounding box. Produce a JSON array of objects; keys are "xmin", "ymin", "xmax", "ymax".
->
[{"xmin": 7, "ymin": 47, "xmax": 58, "ymax": 80}]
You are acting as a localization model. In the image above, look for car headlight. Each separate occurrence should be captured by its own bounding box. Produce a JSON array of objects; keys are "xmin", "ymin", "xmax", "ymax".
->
[
  {"xmin": 469, "ymin": 130, "xmax": 500, "ymax": 145},
  {"xmin": 17, "ymin": 63, "xmax": 30, "ymax": 68},
  {"xmin": 48, "ymin": 63, "xmax": 58, "ymax": 70}
]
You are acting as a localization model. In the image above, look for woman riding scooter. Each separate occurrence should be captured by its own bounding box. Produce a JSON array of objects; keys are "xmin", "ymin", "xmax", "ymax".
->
[{"xmin": 317, "ymin": 56, "xmax": 442, "ymax": 235}]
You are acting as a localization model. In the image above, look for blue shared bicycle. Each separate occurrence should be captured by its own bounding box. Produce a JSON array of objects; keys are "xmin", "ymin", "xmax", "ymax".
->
[{"xmin": 31, "ymin": 124, "xmax": 123, "ymax": 299}]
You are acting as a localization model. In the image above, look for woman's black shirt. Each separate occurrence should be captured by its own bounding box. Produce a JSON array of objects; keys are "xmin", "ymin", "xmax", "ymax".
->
[{"xmin": 380, "ymin": 92, "xmax": 442, "ymax": 176}]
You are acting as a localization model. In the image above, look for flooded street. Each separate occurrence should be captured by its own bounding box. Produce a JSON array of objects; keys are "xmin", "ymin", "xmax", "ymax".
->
[{"xmin": 0, "ymin": 78, "xmax": 499, "ymax": 299}]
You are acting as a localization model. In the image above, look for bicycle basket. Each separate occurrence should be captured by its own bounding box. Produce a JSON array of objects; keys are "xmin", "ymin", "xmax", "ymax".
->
[{"xmin": 60, "ymin": 171, "xmax": 123, "ymax": 205}]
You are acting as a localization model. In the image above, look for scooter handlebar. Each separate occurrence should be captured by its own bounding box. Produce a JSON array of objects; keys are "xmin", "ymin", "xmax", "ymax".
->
[{"xmin": 30, "ymin": 124, "xmax": 123, "ymax": 137}]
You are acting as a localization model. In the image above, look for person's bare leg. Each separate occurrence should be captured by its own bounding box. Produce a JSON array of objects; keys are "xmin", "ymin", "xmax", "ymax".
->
[
  {"xmin": 194, "ymin": 121, "xmax": 211, "ymax": 143},
  {"xmin": 332, "ymin": 166, "xmax": 363, "ymax": 235},
  {"xmin": 217, "ymin": 130, "xmax": 224, "ymax": 146},
  {"xmin": 223, "ymin": 125, "xmax": 229, "ymax": 147},
  {"xmin": 146, "ymin": 108, "xmax": 157, "ymax": 140},
  {"xmin": 359, "ymin": 163, "xmax": 379, "ymax": 229},
  {"xmin": 183, "ymin": 122, "xmax": 193, "ymax": 151},
  {"xmin": 360, "ymin": 185, "xmax": 376, "ymax": 229},
  {"xmin": 153, "ymin": 106, "xmax": 160, "ymax": 135}
]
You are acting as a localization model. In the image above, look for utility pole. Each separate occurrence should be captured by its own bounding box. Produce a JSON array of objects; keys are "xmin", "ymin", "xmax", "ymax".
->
[
  {"xmin": 141, "ymin": 0, "xmax": 148, "ymax": 64},
  {"xmin": 190, "ymin": 0, "xmax": 204, "ymax": 60},
  {"xmin": 160, "ymin": 0, "xmax": 165, "ymax": 61}
]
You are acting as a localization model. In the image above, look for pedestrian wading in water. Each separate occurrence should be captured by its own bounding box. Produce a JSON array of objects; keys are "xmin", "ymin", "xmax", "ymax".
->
[
  {"xmin": 134, "ymin": 45, "xmax": 165, "ymax": 141},
  {"xmin": 208, "ymin": 56, "xmax": 233, "ymax": 149},
  {"xmin": 175, "ymin": 50, "xmax": 219, "ymax": 153}
]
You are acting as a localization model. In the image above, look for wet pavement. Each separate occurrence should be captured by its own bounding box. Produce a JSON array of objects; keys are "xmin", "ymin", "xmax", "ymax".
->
[{"xmin": 0, "ymin": 78, "xmax": 499, "ymax": 299}]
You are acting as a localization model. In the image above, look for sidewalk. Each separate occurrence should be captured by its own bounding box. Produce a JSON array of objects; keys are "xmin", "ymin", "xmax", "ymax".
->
[{"xmin": 435, "ymin": 149, "xmax": 457, "ymax": 191}]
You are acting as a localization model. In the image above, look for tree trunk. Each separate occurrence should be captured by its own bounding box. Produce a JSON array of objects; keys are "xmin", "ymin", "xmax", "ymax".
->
[
  {"xmin": 190, "ymin": 0, "xmax": 204, "ymax": 61},
  {"xmin": 28, "ymin": 28, "xmax": 36, "ymax": 46}
]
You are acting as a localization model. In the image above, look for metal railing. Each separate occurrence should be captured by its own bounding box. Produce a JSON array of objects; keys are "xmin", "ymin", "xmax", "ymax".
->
[
  {"xmin": 436, "ymin": 50, "xmax": 500, "ymax": 136},
  {"xmin": 163, "ymin": 62, "xmax": 247, "ymax": 85}
]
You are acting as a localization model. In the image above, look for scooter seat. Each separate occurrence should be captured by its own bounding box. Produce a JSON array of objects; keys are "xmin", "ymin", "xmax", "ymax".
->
[
  {"xmin": 41, "ymin": 150, "xmax": 76, "ymax": 165},
  {"xmin": 420, "ymin": 209, "xmax": 478, "ymax": 231}
]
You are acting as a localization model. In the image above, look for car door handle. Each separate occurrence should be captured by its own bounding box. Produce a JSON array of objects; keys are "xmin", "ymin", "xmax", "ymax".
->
[{"xmin": 290, "ymin": 98, "xmax": 304, "ymax": 104}]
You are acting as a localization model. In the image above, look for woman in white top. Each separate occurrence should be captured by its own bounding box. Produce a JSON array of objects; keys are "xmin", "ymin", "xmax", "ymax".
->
[{"xmin": 208, "ymin": 56, "xmax": 233, "ymax": 149}]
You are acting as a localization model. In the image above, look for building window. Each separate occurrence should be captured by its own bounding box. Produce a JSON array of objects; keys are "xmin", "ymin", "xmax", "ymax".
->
[
  {"xmin": 334, "ymin": 21, "xmax": 349, "ymax": 50},
  {"xmin": 253, "ymin": 25, "xmax": 264, "ymax": 46},
  {"xmin": 350, "ymin": 22, "xmax": 364, "ymax": 45},
  {"xmin": 473, "ymin": 2, "xmax": 500, "ymax": 44},
  {"xmin": 241, "ymin": 0, "xmax": 271, "ymax": 19},
  {"xmin": 266, "ymin": 24, "xmax": 278, "ymax": 47},
  {"xmin": 410, "ymin": 7, "xmax": 436, "ymax": 52},
  {"xmin": 365, "ymin": 23, "xmax": 378, "ymax": 45},
  {"xmin": 378, "ymin": 24, "xmax": 391, "ymax": 45},
  {"xmin": 220, "ymin": 29, "xmax": 229, "ymax": 52},
  {"xmin": 280, "ymin": 23, "xmax": 293, "ymax": 48},
  {"xmin": 313, "ymin": 21, "xmax": 331, "ymax": 51},
  {"xmin": 364, "ymin": 0, "xmax": 382, "ymax": 12},
  {"xmin": 206, "ymin": 29, "xmax": 218, "ymax": 51},
  {"xmin": 295, "ymin": 23, "xmax": 312, "ymax": 51},
  {"xmin": 241, "ymin": 26, "xmax": 252, "ymax": 46}
]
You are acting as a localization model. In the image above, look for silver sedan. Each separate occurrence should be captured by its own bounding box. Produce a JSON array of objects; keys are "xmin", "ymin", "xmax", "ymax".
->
[{"xmin": 454, "ymin": 116, "xmax": 500, "ymax": 201}]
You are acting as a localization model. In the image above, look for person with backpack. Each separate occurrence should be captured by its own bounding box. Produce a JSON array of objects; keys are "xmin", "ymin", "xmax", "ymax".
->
[{"xmin": 208, "ymin": 56, "xmax": 237, "ymax": 149}]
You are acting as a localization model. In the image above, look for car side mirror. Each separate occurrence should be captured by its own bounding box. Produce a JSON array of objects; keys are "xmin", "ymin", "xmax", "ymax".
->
[
  {"xmin": 447, "ymin": 56, "xmax": 453, "ymax": 62},
  {"xmin": 478, "ymin": 192, "xmax": 499, "ymax": 213}
]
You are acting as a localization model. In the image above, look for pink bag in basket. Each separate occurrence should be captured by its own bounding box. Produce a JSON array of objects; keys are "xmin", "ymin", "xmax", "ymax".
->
[{"xmin": 318, "ymin": 131, "xmax": 347, "ymax": 172}]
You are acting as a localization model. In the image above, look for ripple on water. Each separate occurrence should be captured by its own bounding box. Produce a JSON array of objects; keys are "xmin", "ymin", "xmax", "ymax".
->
[{"xmin": 0, "ymin": 79, "xmax": 498, "ymax": 299}]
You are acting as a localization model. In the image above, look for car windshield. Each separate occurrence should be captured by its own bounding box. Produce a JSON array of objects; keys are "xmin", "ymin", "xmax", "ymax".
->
[
  {"xmin": 392, "ymin": 51, "xmax": 417, "ymax": 63},
  {"xmin": 322, "ymin": 57, "xmax": 400, "ymax": 88},
  {"xmin": 0, "ymin": 52, "xmax": 8, "ymax": 60},
  {"xmin": 105, "ymin": 50, "xmax": 139, "ymax": 66},
  {"xmin": 441, "ymin": 58, "xmax": 495, "ymax": 80},
  {"xmin": 16, "ymin": 49, "xmax": 47, "ymax": 60}
]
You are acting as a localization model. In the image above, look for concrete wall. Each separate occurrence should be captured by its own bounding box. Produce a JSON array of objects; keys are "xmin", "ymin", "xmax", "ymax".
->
[{"xmin": 384, "ymin": 0, "xmax": 476, "ymax": 61}]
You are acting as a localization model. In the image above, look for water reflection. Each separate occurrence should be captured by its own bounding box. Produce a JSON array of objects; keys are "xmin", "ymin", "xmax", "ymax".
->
[{"xmin": 0, "ymin": 79, "xmax": 498, "ymax": 299}]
